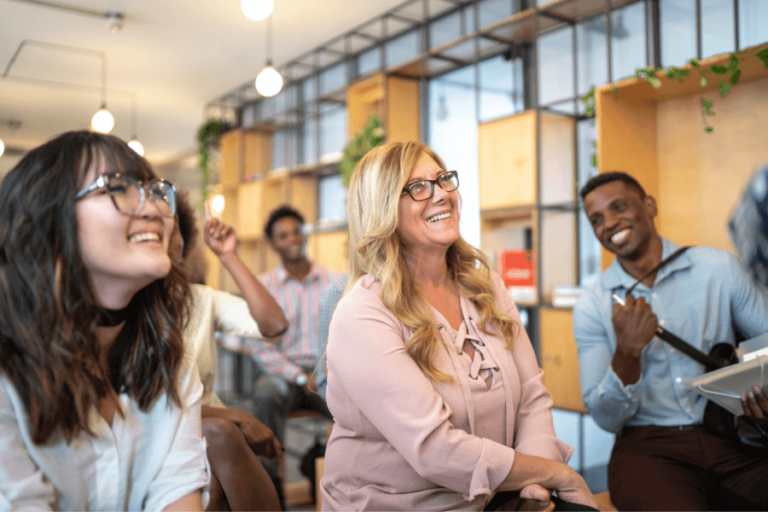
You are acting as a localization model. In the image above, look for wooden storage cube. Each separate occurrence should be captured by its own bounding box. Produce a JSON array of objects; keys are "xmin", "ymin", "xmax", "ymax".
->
[
  {"xmin": 204, "ymin": 245, "xmax": 222, "ymax": 290},
  {"xmin": 262, "ymin": 175, "xmax": 288, "ymax": 223},
  {"xmin": 347, "ymin": 74, "xmax": 420, "ymax": 143},
  {"xmin": 238, "ymin": 181, "xmax": 264, "ymax": 240},
  {"xmin": 540, "ymin": 209, "xmax": 577, "ymax": 305},
  {"xmin": 244, "ymin": 130, "xmax": 272, "ymax": 178},
  {"xmin": 219, "ymin": 129, "xmax": 243, "ymax": 186},
  {"xmin": 347, "ymin": 75, "xmax": 384, "ymax": 139},
  {"xmin": 539, "ymin": 307, "xmax": 586, "ymax": 413},
  {"xmin": 540, "ymin": 113, "xmax": 576, "ymax": 206},
  {"xmin": 217, "ymin": 189, "xmax": 238, "ymax": 233},
  {"xmin": 308, "ymin": 231, "xmax": 348, "ymax": 274},
  {"xmin": 289, "ymin": 174, "xmax": 318, "ymax": 224},
  {"xmin": 596, "ymin": 45, "xmax": 768, "ymax": 266},
  {"xmin": 238, "ymin": 240, "xmax": 266, "ymax": 276},
  {"xmin": 480, "ymin": 211, "xmax": 537, "ymax": 306},
  {"xmin": 479, "ymin": 111, "xmax": 537, "ymax": 210},
  {"xmin": 385, "ymin": 76, "xmax": 420, "ymax": 143}
]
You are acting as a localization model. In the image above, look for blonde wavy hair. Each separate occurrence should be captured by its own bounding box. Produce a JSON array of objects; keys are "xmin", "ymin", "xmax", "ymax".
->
[{"xmin": 347, "ymin": 141, "xmax": 518, "ymax": 382}]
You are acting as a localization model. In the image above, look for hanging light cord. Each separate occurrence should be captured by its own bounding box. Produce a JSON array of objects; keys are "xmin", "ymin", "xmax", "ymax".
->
[
  {"xmin": 100, "ymin": 52, "xmax": 107, "ymax": 108},
  {"xmin": 266, "ymin": 15, "xmax": 273, "ymax": 66}
]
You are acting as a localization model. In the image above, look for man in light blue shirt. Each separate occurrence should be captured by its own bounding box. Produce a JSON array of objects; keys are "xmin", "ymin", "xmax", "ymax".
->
[{"xmin": 573, "ymin": 172, "xmax": 768, "ymax": 511}]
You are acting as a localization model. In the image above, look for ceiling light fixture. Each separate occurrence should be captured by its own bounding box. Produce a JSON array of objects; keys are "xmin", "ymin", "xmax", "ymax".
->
[
  {"xmin": 255, "ymin": 14, "xmax": 283, "ymax": 97},
  {"xmin": 91, "ymin": 53, "xmax": 114, "ymax": 133},
  {"xmin": 241, "ymin": 0, "xmax": 274, "ymax": 21},
  {"xmin": 127, "ymin": 93, "xmax": 144, "ymax": 156}
]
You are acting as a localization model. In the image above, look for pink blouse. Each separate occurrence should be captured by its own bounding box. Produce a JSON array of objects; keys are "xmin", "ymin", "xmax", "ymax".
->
[{"xmin": 321, "ymin": 272, "xmax": 573, "ymax": 511}]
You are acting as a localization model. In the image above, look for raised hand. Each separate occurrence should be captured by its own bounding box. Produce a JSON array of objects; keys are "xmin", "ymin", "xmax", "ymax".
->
[{"xmin": 204, "ymin": 202, "xmax": 237, "ymax": 256}]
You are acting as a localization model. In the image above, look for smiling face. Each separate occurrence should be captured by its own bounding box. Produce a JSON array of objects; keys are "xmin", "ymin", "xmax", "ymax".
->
[
  {"xmin": 396, "ymin": 152, "xmax": 461, "ymax": 258},
  {"xmin": 583, "ymin": 180, "xmax": 659, "ymax": 261},
  {"xmin": 76, "ymin": 157, "xmax": 174, "ymax": 307},
  {"xmin": 269, "ymin": 216, "xmax": 306, "ymax": 264}
]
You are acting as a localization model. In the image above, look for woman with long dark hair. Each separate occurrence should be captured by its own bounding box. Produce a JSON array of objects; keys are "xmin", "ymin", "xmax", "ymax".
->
[{"xmin": 0, "ymin": 131, "xmax": 208, "ymax": 510}]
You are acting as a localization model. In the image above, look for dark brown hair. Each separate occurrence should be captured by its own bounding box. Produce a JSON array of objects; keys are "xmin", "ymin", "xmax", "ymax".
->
[
  {"xmin": 0, "ymin": 131, "xmax": 190, "ymax": 445},
  {"xmin": 579, "ymin": 171, "xmax": 646, "ymax": 200}
]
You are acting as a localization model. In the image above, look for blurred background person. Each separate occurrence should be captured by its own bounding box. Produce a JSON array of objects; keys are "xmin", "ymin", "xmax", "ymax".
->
[{"xmin": 249, "ymin": 205, "xmax": 339, "ymax": 504}]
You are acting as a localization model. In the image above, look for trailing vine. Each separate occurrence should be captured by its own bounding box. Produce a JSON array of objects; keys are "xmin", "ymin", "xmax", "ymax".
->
[
  {"xmin": 197, "ymin": 119, "xmax": 230, "ymax": 207},
  {"xmin": 580, "ymin": 44, "xmax": 768, "ymax": 166},
  {"xmin": 338, "ymin": 113, "xmax": 385, "ymax": 187}
]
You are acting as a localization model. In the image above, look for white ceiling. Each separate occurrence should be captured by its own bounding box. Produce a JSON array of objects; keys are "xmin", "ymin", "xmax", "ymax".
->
[{"xmin": 0, "ymin": 0, "xmax": 408, "ymax": 174}]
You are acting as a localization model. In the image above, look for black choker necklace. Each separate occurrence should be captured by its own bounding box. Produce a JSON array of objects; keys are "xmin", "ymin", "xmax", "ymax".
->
[{"xmin": 98, "ymin": 304, "xmax": 133, "ymax": 327}]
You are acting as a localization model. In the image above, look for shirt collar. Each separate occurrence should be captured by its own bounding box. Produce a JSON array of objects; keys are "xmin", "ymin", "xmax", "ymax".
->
[
  {"xmin": 277, "ymin": 262, "xmax": 321, "ymax": 284},
  {"xmin": 601, "ymin": 237, "xmax": 692, "ymax": 291}
]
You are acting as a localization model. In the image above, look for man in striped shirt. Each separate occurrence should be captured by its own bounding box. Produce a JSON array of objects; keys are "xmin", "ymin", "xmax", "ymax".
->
[{"xmin": 250, "ymin": 205, "xmax": 339, "ymax": 502}]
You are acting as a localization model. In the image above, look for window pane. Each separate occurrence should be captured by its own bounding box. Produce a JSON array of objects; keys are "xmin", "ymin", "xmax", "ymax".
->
[
  {"xmin": 612, "ymin": 3, "xmax": 647, "ymax": 81},
  {"xmin": 320, "ymin": 63, "xmax": 346, "ymax": 95},
  {"xmin": 428, "ymin": 65, "xmax": 480, "ymax": 247},
  {"xmin": 479, "ymin": 54, "xmax": 524, "ymax": 122},
  {"xmin": 660, "ymin": 0, "xmax": 697, "ymax": 66},
  {"xmin": 538, "ymin": 27, "xmax": 574, "ymax": 106},
  {"xmin": 318, "ymin": 175, "xmax": 348, "ymax": 222},
  {"xmin": 702, "ymin": 0, "xmax": 735, "ymax": 58},
  {"xmin": 357, "ymin": 46, "xmax": 382, "ymax": 76},
  {"xmin": 431, "ymin": 11, "xmax": 462, "ymax": 48},
  {"xmin": 577, "ymin": 15, "xmax": 608, "ymax": 94},
  {"xmin": 272, "ymin": 129, "xmax": 298, "ymax": 170},
  {"xmin": 302, "ymin": 78, "xmax": 317, "ymax": 103},
  {"xmin": 479, "ymin": 0, "xmax": 515, "ymax": 28},
  {"xmin": 302, "ymin": 118, "xmax": 317, "ymax": 164},
  {"xmin": 739, "ymin": 0, "xmax": 768, "ymax": 49},
  {"xmin": 242, "ymin": 103, "xmax": 257, "ymax": 126},
  {"xmin": 577, "ymin": 119, "xmax": 600, "ymax": 287},
  {"xmin": 320, "ymin": 106, "xmax": 347, "ymax": 157},
  {"xmin": 385, "ymin": 29, "xmax": 420, "ymax": 68}
]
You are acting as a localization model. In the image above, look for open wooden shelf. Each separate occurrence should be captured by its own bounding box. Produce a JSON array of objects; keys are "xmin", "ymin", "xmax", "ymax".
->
[
  {"xmin": 347, "ymin": 73, "xmax": 420, "ymax": 143},
  {"xmin": 596, "ymin": 44, "xmax": 768, "ymax": 264}
]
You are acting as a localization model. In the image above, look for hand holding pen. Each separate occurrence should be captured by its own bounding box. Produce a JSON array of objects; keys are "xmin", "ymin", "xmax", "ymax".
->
[{"xmin": 612, "ymin": 294, "xmax": 723, "ymax": 370}]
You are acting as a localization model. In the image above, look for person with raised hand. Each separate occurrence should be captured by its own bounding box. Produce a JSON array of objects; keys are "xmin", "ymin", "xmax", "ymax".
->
[{"xmin": 175, "ymin": 194, "xmax": 288, "ymax": 511}]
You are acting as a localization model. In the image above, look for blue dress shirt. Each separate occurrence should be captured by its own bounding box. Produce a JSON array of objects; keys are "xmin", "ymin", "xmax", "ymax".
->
[{"xmin": 573, "ymin": 237, "xmax": 768, "ymax": 433}]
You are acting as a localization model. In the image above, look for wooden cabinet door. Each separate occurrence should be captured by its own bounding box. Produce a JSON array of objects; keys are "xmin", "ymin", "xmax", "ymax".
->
[{"xmin": 539, "ymin": 307, "xmax": 587, "ymax": 413}]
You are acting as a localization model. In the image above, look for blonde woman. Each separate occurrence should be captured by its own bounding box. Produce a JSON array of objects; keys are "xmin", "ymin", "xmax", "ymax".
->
[{"xmin": 320, "ymin": 142, "xmax": 597, "ymax": 511}]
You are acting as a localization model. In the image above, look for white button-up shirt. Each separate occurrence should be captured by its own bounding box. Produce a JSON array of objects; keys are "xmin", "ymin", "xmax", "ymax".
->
[{"xmin": 0, "ymin": 352, "xmax": 209, "ymax": 511}]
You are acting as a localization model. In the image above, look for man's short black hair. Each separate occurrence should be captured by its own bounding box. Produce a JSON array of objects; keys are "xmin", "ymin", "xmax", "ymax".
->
[
  {"xmin": 579, "ymin": 171, "xmax": 647, "ymax": 201},
  {"xmin": 176, "ymin": 191, "xmax": 198, "ymax": 259},
  {"xmin": 264, "ymin": 205, "xmax": 305, "ymax": 239}
]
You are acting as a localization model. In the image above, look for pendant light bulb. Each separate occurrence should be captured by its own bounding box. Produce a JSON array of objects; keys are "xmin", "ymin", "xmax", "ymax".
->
[
  {"xmin": 255, "ymin": 63, "xmax": 283, "ymax": 97},
  {"xmin": 91, "ymin": 105, "xmax": 115, "ymax": 133},
  {"xmin": 241, "ymin": 0, "xmax": 274, "ymax": 21},
  {"xmin": 0, "ymin": 139, "xmax": 4, "ymax": 157},
  {"xmin": 128, "ymin": 139, "xmax": 145, "ymax": 156}
]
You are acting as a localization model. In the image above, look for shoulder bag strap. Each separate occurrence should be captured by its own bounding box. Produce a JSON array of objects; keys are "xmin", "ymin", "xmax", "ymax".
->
[{"xmin": 624, "ymin": 246, "xmax": 725, "ymax": 370}]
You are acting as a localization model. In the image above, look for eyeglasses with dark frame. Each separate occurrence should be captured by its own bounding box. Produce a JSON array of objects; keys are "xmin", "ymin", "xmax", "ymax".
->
[
  {"xmin": 402, "ymin": 170, "xmax": 459, "ymax": 201},
  {"xmin": 75, "ymin": 173, "xmax": 177, "ymax": 217}
]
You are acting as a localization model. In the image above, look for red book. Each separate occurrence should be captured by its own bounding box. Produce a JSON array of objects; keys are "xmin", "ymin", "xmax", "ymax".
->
[{"xmin": 498, "ymin": 249, "xmax": 537, "ymax": 304}]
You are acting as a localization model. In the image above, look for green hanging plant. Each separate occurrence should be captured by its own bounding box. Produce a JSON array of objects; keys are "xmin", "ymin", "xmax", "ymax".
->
[
  {"xmin": 338, "ymin": 113, "xmax": 385, "ymax": 187},
  {"xmin": 197, "ymin": 119, "xmax": 230, "ymax": 209},
  {"xmin": 581, "ymin": 43, "xmax": 768, "ymax": 166}
]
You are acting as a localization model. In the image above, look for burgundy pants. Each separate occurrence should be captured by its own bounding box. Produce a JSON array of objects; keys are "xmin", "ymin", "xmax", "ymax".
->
[{"xmin": 608, "ymin": 425, "xmax": 768, "ymax": 511}]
